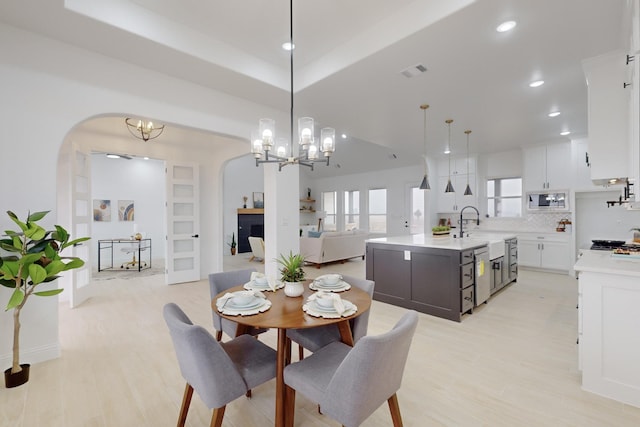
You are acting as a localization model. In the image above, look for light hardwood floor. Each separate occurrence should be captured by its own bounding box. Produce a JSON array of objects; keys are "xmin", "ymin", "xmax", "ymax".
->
[{"xmin": 3, "ymin": 254, "xmax": 640, "ymax": 426}]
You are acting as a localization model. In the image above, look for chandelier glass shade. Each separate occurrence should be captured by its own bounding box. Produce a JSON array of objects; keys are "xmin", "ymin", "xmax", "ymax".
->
[
  {"xmin": 251, "ymin": 0, "xmax": 336, "ymax": 171},
  {"xmin": 125, "ymin": 118, "xmax": 164, "ymax": 142},
  {"xmin": 444, "ymin": 119, "xmax": 455, "ymax": 193},
  {"xmin": 419, "ymin": 104, "xmax": 430, "ymax": 190}
]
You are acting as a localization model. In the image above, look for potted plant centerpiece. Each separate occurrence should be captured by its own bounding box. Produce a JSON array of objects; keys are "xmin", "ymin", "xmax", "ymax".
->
[
  {"xmin": 277, "ymin": 251, "xmax": 306, "ymax": 297},
  {"xmin": 1, "ymin": 210, "xmax": 89, "ymax": 388}
]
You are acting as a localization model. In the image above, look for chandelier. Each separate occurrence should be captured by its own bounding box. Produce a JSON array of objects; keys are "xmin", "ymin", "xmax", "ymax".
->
[
  {"xmin": 250, "ymin": 0, "xmax": 336, "ymax": 171},
  {"xmin": 125, "ymin": 118, "xmax": 164, "ymax": 142}
]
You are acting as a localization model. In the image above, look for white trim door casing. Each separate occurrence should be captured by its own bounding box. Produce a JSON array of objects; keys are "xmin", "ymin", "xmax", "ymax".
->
[{"xmin": 165, "ymin": 161, "xmax": 200, "ymax": 284}]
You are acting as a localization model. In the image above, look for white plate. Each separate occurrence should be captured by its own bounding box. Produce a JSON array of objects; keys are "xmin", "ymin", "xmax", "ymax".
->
[
  {"xmin": 224, "ymin": 297, "xmax": 263, "ymax": 310},
  {"xmin": 217, "ymin": 298, "xmax": 272, "ymax": 316},
  {"xmin": 243, "ymin": 280, "xmax": 285, "ymax": 291},
  {"xmin": 309, "ymin": 280, "xmax": 351, "ymax": 292},
  {"xmin": 303, "ymin": 300, "xmax": 357, "ymax": 318}
]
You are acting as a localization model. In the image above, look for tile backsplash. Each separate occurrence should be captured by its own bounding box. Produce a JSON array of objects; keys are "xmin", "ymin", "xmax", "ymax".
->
[{"xmin": 439, "ymin": 212, "xmax": 572, "ymax": 234}]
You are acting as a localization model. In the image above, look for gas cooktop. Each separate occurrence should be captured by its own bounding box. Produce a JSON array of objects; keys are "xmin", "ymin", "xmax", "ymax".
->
[{"xmin": 590, "ymin": 240, "xmax": 627, "ymax": 250}]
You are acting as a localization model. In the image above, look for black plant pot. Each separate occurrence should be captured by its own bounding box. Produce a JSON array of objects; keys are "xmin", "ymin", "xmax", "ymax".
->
[{"xmin": 4, "ymin": 364, "xmax": 30, "ymax": 388}]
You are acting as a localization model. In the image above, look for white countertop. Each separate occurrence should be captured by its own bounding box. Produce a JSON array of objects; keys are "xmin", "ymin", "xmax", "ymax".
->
[
  {"xmin": 366, "ymin": 234, "xmax": 491, "ymax": 251},
  {"xmin": 574, "ymin": 250, "xmax": 640, "ymax": 278}
]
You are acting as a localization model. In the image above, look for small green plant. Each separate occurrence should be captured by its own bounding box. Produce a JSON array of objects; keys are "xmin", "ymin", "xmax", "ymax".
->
[
  {"xmin": 0, "ymin": 210, "xmax": 89, "ymax": 376},
  {"xmin": 277, "ymin": 251, "xmax": 306, "ymax": 283},
  {"xmin": 431, "ymin": 225, "xmax": 450, "ymax": 233},
  {"xmin": 227, "ymin": 232, "xmax": 236, "ymax": 249}
]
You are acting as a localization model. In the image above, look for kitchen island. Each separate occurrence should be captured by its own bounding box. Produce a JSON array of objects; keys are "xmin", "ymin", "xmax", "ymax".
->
[
  {"xmin": 574, "ymin": 250, "xmax": 640, "ymax": 408},
  {"xmin": 366, "ymin": 234, "xmax": 513, "ymax": 322}
]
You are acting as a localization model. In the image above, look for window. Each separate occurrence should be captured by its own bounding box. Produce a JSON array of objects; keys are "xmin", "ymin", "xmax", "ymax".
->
[
  {"xmin": 344, "ymin": 190, "xmax": 360, "ymax": 230},
  {"xmin": 410, "ymin": 186, "xmax": 425, "ymax": 234},
  {"xmin": 487, "ymin": 178, "xmax": 522, "ymax": 217},
  {"xmin": 321, "ymin": 191, "xmax": 337, "ymax": 231},
  {"xmin": 368, "ymin": 188, "xmax": 387, "ymax": 233}
]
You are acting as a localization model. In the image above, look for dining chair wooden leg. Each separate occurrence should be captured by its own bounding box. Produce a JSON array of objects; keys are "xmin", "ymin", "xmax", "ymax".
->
[
  {"xmin": 210, "ymin": 406, "xmax": 226, "ymax": 427},
  {"xmin": 245, "ymin": 390, "xmax": 252, "ymax": 398},
  {"xmin": 177, "ymin": 383, "xmax": 194, "ymax": 427},
  {"xmin": 387, "ymin": 393, "xmax": 404, "ymax": 427},
  {"xmin": 298, "ymin": 344, "xmax": 304, "ymax": 361},
  {"xmin": 284, "ymin": 385, "xmax": 296, "ymax": 427},
  {"xmin": 285, "ymin": 338, "xmax": 292, "ymax": 364},
  {"xmin": 215, "ymin": 330, "xmax": 223, "ymax": 341}
]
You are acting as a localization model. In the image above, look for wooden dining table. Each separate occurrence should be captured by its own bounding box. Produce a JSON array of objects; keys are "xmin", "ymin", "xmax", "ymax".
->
[{"xmin": 212, "ymin": 280, "xmax": 372, "ymax": 427}]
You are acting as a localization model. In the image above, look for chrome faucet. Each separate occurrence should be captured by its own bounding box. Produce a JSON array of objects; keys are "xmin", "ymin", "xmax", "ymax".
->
[{"xmin": 459, "ymin": 206, "xmax": 480, "ymax": 238}]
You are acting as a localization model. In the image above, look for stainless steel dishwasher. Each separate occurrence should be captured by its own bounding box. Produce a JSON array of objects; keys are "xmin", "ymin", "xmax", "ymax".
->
[{"xmin": 474, "ymin": 246, "xmax": 490, "ymax": 305}]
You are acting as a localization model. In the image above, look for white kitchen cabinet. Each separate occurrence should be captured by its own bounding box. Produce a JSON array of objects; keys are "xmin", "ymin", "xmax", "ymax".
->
[
  {"xmin": 523, "ymin": 143, "xmax": 571, "ymax": 191},
  {"xmin": 572, "ymin": 139, "xmax": 597, "ymax": 190},
  {"xmin": 583, "ymin": 51, "xmax": 630, "ymax": 184},
  {"xmin": 436, "ymin": 173, "xmax": 477, "ymax": 213},
  {"xmin": 518, "ymin": 233, "xmax": 570, "ymax": 272},
  {"xmin": 437, "ymin": 155, "xmax": 476, "ymax": 177}
]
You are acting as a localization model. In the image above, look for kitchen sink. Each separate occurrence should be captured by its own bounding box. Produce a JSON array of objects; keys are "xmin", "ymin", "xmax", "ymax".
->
[{"xmin": 465, "ymin": 234, "xmax": 506, "ymax": 259}]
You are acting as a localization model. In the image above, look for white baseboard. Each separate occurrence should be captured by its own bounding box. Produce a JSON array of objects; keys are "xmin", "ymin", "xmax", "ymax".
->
[{"xmin": 0, "ymin": 343, "xmax": 60, "ymax": 369}]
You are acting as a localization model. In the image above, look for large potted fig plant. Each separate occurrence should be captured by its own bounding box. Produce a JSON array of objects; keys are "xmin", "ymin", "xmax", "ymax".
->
[{"xmin": 0, "ymin": 211, "xmax": 89, "ymax": 388}]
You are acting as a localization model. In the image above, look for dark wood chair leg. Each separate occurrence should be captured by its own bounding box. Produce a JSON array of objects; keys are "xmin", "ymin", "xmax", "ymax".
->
[
  {"xmin": 245, "ymin": 390, "xmax": 252, "ymax": 398},
  {"xmin": 284, "ymin": 385, "xmax": 296, "ymax": 427},
  {"xmin": 210, "ymin": 406, "xmax": 226, "ymax": 427},
  {"xmin": 387, "ymin": 393, "xmax": 404, "ymax": 427},
  {"xmin": 298, "ymin": 344, "xmax": 304, "ymax": 361},
  {"xmin": 285, "ymin": 337, "xmax": 292, "ymax": 364},
  {"xmin": 177, "ymin": 383, "xmax": 194, "ymax": 427},
  {"xmin": 215, "ymin": 330, "xmax": 223, "ymax": 341}
]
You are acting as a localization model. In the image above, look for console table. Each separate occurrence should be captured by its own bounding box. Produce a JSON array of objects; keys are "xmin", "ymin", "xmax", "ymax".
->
[{"xmin": 98, "ymin": 238, "xmax": 152, "ymax": 272}]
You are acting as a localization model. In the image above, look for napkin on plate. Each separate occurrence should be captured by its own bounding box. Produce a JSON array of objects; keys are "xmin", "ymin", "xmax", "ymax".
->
[
  {"xmin": 308, "ymin": 290, "xmax": 345, "ymax": 315},
  {"xmin": 250, "ymin": 272, "xmax": 277, "ymax": 292},
  {"xmin": 217, "ymin": 290, "xmax": 266, "ymax": 306}
]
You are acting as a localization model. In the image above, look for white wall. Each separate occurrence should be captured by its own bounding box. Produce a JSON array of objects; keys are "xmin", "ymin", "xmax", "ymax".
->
[
  {"xmin": 0, "ymin": 23, "xmax": 263, "ymax": 368},
  {"xmin": 90, "ymin": 155, "xmax": 166, "ymax": 266}
]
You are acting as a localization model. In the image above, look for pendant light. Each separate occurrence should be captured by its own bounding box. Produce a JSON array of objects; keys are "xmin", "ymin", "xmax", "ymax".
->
[
  {"xmin": 419, "ymin": 104, "xmax": 430, "ymax": 190},
  {"xmin": 464, "ymin": 130, "xmax": 473, "ymax": 196},
  {"xmin": 444, "ymin": 119, "xmax": 455, "ymax": 193}
]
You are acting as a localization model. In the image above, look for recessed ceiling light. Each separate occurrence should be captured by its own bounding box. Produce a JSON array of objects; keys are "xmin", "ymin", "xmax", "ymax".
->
[
  {"xmin": 548, "ymin": 111, "xmax": 561, "ymax": 117},
  {"xmin": 143, "ymin": 156, "xmax": 150, "ymax": 160},
  {"xmin": 282, "ymin": 42, "xmax": 295, "ymax": 51},
  {"xmin": 106, "ymin": 153, "xmax": 120, "ymax": 159},
  {"xmin": 529, "ymin": 80, "xmax": 544, "ymax": 88},
  {"xmin": 444, "ymin": 148, "xmax": 451, "ymax": 154},
  {"xmin": 496, "ymin": 20, "xmax": 517, "ymax": 33},
  {"xmin": 341, "ymin": 134, "xmax": 347, "ymax": 139},
  {"xmin": 560, "ymin": 131, "xmax": 571, "ymax": 136}
]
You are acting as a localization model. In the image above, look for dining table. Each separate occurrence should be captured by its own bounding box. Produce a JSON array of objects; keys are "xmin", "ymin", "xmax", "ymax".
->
[{"xmin": 212, "ymin": 279, "xmax": 372, "ymax": 427}]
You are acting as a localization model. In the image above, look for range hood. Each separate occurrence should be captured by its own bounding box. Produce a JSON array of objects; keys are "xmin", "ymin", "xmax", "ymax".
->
[{"xmin": 592, "ymin": 177, "xmax": 628, "ymax": 186}]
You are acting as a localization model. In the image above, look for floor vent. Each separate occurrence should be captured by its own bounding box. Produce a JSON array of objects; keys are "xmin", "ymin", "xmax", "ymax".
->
[{"xmin": 400, "ymin": 64, "xmax": 427, "ymax": 78}]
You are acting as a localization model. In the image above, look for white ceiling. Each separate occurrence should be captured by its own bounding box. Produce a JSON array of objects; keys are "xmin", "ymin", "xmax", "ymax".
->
[{"xmin": 0, "ymin": 0, "xmax": 629, "ymax": 177}]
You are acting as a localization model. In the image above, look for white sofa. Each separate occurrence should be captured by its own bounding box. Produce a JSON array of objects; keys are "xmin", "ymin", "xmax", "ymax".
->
[{"xmin": 300, "ymin": 229, "xmax": 368, "ymax": 268}]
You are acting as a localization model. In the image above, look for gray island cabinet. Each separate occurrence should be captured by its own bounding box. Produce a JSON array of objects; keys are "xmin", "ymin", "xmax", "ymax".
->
[{"xmin": 365, "ymin": 235, "xmax": 488, "ymax": 322}]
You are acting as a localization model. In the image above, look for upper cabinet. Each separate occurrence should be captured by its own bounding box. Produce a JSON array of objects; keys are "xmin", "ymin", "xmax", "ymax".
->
[
  {"xmin": 523, "ymin": 143, "xmax": 571, "ymax": 191},
  {"xmin": 583, "ymin": 51, "xmax": 630, "ymax": 185},
  {"xmin": 437, "ymin": 156, "xmax": 476, "ymax": 177},
  {"xmin": 436, "ymin": 156, "xmax": 478, "ymax": 213}
]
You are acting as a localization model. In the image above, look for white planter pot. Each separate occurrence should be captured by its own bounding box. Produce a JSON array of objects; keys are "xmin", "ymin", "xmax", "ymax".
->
[{"xmin": 284, "ymin": 281, "xmax": 304, "ymax": 297}]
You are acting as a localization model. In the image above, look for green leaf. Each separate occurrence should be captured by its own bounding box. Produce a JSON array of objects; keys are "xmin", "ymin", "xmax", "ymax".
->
[
  {"xmin": 0, "ymin": 261, "xmax": 19, "ymax": 279},
  {"xmin": 0, "ymin": 278, "xmax": 17, "ymax": 289},
  {"xmin": 7, "ymin": 211, "xmax": 28, "ymax": 232},
  {"xmin": 63, "ymin": 258, "xmax": 85, "ymax": 270},
  {"xmin": 0, "ymin": 241, "xmax": 20, "ymax": 253},
  {"xmin": 21, "ymin": 252, "xmax": 43, "ymax": 265},
  {"xmin": 27, "ymin": 211, "xmax": 49, "ymax": 222},
  {"xmin": 52, "ymin": 225, "xmax": 68, "ymax": 244},
  {"xmin": 28, "ymin": 264, "xmax": 47, "ymax": 285},
  {"xmin": 6, "ymin": 287, "xmax": 25, "ymax": 310},
  {"xmin": 34, "ymin": 288, "xmax": 63, "ymax": 297},
  {"xmin": 61, "ymin": 236, "xmax": 91, "ymax": 250},
  {"xmin": 45, "ymin": 260, "xmax": 66, "ymax": 276},
  {"xmin": 25, "ymin": 224, "xmax": 46, "ymax": 241}
]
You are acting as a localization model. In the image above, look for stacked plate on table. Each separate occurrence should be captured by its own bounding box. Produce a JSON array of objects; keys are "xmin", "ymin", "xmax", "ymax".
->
[
  {"xmin": 243, "ymin": 277, "xmax": 284, "ymax": 291},
  {"xmin": 303, "ymin": 293, "xmax": 357, "ymax": 318},
  {"xmin": 309, "ymin": 274, "xmax": 351, "ymax": 292},
  {"xmin": 216, "ymin": 290, "xmax": 272, "ymax": 316}
]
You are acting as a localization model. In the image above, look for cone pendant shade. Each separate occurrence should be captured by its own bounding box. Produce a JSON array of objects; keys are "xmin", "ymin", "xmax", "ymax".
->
[
  {"xmin": 464, "ymin": 183, "xmax": 473, "ymax": 195},
  {"xmin": 420, "ymin": 175, "xmax": 430, "ymax": 190},
  {"xmin": 445, "ymin": 179, "xmax": 455, "ymax": 193}
]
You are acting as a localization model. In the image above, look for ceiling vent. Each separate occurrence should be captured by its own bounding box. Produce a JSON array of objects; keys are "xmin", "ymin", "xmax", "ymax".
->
[{"xmin": 400, "ymin": 64, "xmax": 427, "ymax": 78}]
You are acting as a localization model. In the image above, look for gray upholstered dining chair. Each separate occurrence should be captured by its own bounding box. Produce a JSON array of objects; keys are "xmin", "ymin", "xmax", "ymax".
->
[
  {"xmin": 208, "ymin": 268, "xmax": 268, "ymax": 341},
  {"xmin": 286, "ymin": 275, "xmax": 375, "ymax": 360},
  {"xmin": 283, "ymin": 310, "xmax": 419, "ymax": 427},
  {"xmin": 163, "ymin": 303, "xmax": 277, "ymax": 427}
]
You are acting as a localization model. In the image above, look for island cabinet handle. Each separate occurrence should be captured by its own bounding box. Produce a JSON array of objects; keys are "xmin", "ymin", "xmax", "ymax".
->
[
  {"xmin": 464, "ymin": 296, "xmax": 473, "ymax": 301},
  {"xmin": 464, "ymin": 272, "xmax": 473, "ymax": 278}
]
